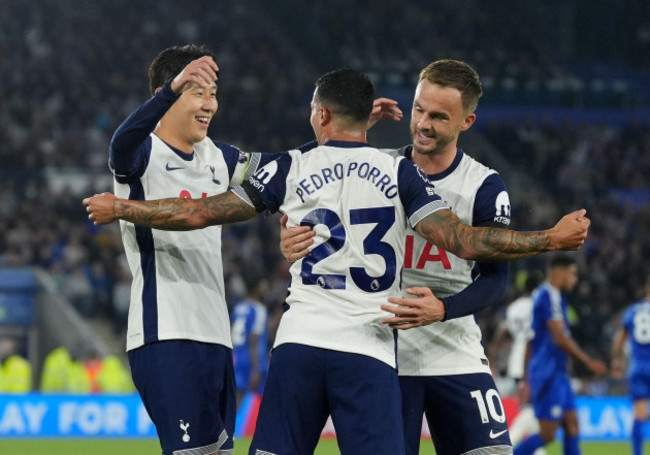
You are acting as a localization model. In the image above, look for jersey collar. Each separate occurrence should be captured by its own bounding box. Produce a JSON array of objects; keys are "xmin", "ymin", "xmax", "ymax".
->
[
  {"xmin": 426, "ymin": 148, "xmax": 464, "ymax": 181},
  {"xmin": 324, "ymin": 140, "xmax": 370, "ymax": 148},
  {"xmin": 161, "ymin": 138, "xmax": 195, "ymax": 161}
]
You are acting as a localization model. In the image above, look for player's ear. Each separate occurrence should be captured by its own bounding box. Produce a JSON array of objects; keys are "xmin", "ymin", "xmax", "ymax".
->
[
  {"xmin": 320, "ymin": 106, "xmax": 331, "ymax": 126},
  {"xmin": 460, "ymin": 112, "xmax": 476, "ymax": 131},
  {"xmin": 154, "ymin": 87, "xmax": 163, "ymax": 95}
]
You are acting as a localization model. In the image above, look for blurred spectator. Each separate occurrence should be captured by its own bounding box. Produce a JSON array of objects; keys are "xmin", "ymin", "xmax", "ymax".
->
[
  {"xmin": 96, "ymin": 355, "xmax": 135, "ymax": 393},
  {"xmin": 82, "ymin": 348, "xmax": 104, "ymax": 393},
  {"xmin": 40, "ymin": 347, "xmax": 72, "ymax": 392},
  {"xmin": 1, "ymin": 355, "xmax": 32, "ymax": 393},
  {"xmin": 67, "ymin": 360, "xmax": 92, "ymax": 394},
  {"xmin": 0, "ymin": 338, "xmax": 32, "ymax": 393}
]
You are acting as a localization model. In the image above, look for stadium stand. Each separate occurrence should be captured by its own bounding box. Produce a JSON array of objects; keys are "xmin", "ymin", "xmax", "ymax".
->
[{"xmin": 0, "ymin": 0, "xmax": 648, "ymax": 396}]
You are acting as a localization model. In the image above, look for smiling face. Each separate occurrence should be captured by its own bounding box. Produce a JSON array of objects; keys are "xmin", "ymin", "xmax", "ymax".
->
[
  {"xmin": 410, "ymin": 79, "xmax": 475, "ymax": 157},
  {"xmin": 159, "ymin": 82, "xmax": 218, "ymax": 152}
]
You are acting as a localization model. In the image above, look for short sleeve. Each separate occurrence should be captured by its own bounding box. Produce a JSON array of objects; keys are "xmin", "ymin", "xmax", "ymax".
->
[
  {"xmin": 396, "ymin": 159, "xmax": 448, "ymax": 228},
  {"xmin": 473, "ymin": 173, "xmax": 511, "ymax": 227},
  {"xmin": 623, "ymin": 306, "xmax": 635, "ymax": 332},
  {"xmin": 244, "ymin": 153, "xmax": 293, "ymax": 213}
]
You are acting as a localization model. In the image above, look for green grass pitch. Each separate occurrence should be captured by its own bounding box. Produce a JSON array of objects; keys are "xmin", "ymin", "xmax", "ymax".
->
[{"xmin": 0, "ymin": 438, "xmax": 645, "ymax": 454}]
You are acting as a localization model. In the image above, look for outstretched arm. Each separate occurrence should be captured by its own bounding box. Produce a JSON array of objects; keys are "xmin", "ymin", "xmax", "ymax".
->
[
  {"xmin": 83, "ymin": 191, "xmax": 257, "ymax": 230},
  {"xmin": 415, "ymin": 208, "xmax": 589, "ymax": 261}
]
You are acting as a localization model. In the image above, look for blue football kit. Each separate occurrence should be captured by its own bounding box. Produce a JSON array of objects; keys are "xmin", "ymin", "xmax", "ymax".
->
[
  {"xmin": 528, "ymin": 283, "xmax": 576, "ymax": 421},
  {"xmin": 622, "ymin": 300, "xmax": 650, "ymax": 400},
  {"xmin": 231, "ymin": 300, "xmax": 269, "ymax": 394}
]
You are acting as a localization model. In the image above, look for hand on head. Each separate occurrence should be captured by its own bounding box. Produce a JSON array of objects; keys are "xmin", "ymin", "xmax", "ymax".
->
[{"xmin": 171, "ymin": 56, "xmax": 219, "ymax": 94}]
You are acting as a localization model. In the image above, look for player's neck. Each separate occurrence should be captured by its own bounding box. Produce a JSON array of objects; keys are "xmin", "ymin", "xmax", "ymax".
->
[
  {"xmin": 154, "ymin": 127, "xmax": 193, "ymax": 154},
  {"xmin": 411, "ymin": 144, "xmax": 457, "ymax": 175},
  {"xmin": 316, "ymin": 124, "xmax": 367, "ymax": 145}
]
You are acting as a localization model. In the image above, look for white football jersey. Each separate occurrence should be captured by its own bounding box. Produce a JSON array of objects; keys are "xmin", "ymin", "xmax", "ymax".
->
[
  {"xmin": 238, "ymin": 141, "xmax": 447, "ymax": 367},
  {"xmin": 505, "ymin": 294, "xmax": 535, "ymax": 379},
  {"xmin": 113, "ymin": 134, "xmax": 259, "ymax": 351},
  {"xmin": 392, "ymin": 147, "xmax": 510, "ymax": 376}
]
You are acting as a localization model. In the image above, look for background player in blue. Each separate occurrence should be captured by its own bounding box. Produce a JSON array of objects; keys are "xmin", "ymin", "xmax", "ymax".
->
[
  {"xmin": 107, "ymin": 44, "xmax": 271, "ymax": 455},
  {"xmin": 231, "ymin": 273, "xmax": 269, "ymax": 408},
  {"xmin": 612, "ymin": 279, "xmax": 650, "ymax": 455},
  {"xmin": 514, "ymin": 255, "xmax": 606, "ymax": 455},
  {"xmin": 85, "ymin": 69, "xmax": 590, "ymax": 455}
]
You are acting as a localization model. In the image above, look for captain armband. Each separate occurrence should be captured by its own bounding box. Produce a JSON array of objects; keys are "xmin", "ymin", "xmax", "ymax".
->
[{"xmin": 240, "ymin": 181, "xmax": 267, "ymax": 213}]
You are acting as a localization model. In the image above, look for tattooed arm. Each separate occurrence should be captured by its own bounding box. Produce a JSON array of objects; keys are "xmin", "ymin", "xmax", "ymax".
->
[
  {"xmin": 83, "ymin": 191, "xmax": 257, "ymax": 230},
  {"xmin": 416, "ymin": 208, "xmax": 590, "ymax": 261}
]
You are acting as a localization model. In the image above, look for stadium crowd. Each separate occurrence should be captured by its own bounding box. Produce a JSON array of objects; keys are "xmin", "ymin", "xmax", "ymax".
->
[
  {"xmin": 284, "ymin": 0, "xmax": 650, "ymax": 107},
  {"xmin": 0, "ymin": 0, "xmax": 649, "ymax": 396}
]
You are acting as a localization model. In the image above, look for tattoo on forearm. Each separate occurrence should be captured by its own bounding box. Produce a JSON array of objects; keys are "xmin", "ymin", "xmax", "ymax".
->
[
  {"xmin": 119, "ymin": 192, "xmax": 256, "ymax": 230},
  {"xmin": 418, "ymin": 210, "xmax": 551, "ymax": 261}
]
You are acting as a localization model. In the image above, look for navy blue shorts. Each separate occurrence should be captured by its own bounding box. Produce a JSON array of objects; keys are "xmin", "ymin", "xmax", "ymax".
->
[
  {"xmin": 531, "ymin": 373, "xmax": 576, "ymax": 421},
  {"xmin": 400, "ymin": 373, "xmax": 512, "ymax": 455},
  {"xmin": 128, "ymin": 340, "xmax": 236, "ymax": 455},
  {"xmin": 249, "ymin": 343, "xmax": 404, "ymax": 455}
]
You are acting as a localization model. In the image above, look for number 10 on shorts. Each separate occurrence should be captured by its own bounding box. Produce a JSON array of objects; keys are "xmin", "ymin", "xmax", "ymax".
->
[{"xmin": 470, "ymin": 389, "xmax": 506, "ymax": 424}]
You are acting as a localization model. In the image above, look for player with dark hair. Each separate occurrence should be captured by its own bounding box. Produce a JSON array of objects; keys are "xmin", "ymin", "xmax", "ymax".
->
[
  {"xmin": 282, "ymin": 59, "xmax": 515, "ymax": 455},
  {"xmin": 108, "ymin": 43, "xmax": 272, "ymax": 455},
  {"xmin": 514, "ymin": 255, "xmax": 606, "ymax": 455},
  {"xmin": 85, "ymin": 68, "xmax": 590, "ymax": 455},
  {"xmin": 498, "ymin": 271, "xmax": 546, "ymax": 455},
  {"xmin": 612, "ymin": 279, "xmax": 650, "ymax": 455}
]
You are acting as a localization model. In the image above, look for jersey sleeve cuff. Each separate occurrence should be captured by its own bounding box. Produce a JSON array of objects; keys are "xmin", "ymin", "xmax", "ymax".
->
[
  {"xmin": 409, "ymin": 203, "xmax": 449, "ymax": 228},
  {"xmin": 158, "ymin": 80, "xmax": 181, "ymax": 102},
  {"xmin": 232, "ymin": 183, "xmax": 266, "ymax": 213}
]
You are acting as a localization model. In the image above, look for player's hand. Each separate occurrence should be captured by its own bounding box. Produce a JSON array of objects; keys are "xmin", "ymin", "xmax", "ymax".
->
[
  {"xmin": 549, "ymin": 209, "xmax": 590, "ymax": 250},
  {"xmin": 279, "ymin": 214, "xmax": 315, "ymax": 262},
  {"xmin": 367, "ymin": 97, "xmax": 403, "ymax": 130},
  {"xmin": 587, "ymin": 358, "xmax": 607, "ymax": 376},
  {"xmin": 83, "ymin": 192, "xmax": 119, "ymax": 226},
  {"xmin": 380, "ymin": 287, "xmax": 445, "ymax": 329},
  {"xmin": 170, "ymin": 56, "xmax": 219, "ymax": 94}
]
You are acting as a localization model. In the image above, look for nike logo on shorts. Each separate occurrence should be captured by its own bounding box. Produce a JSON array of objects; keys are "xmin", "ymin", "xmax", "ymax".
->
[{"xmin": 489, "ymin": 428, "xmax": 508, "ymax": 439}]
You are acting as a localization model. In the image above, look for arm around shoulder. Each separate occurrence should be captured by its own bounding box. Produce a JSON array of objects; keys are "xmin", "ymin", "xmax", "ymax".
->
[{"xmin": 83, "ymin": 190, "xmax": 258, "ymax": 230}]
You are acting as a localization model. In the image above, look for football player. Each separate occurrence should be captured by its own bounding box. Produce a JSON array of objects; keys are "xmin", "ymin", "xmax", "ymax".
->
[
  {"xmin": 515, "ymin": 255, "xmax": 606, "ymax": 455},
  {"xmin": 86, "ymin": 68, "xmax": 590, "ymax": 455},
  {"xmin": 612, "ymin": 278, "xmax": 650, "ymax": 455}
]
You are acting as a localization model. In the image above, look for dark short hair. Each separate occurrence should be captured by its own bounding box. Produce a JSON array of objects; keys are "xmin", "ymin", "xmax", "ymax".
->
[
  {"xmin": 314, "ymin": 69, "xmax": 375, "ymax": 124},
  {"xmin": 419, "ymin": 59, "xmax": 482, "ymax": 112},
  {"xmin": 549, "ymin": 254, "xmax": 577, "ymax": 270},
  {"xmin": 148, "ymin": 44, "xmax": 217, "ymax": 95},
  {"xmin": 524, "ymin": 269, "xmax": 544, "ymax": 293}
]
